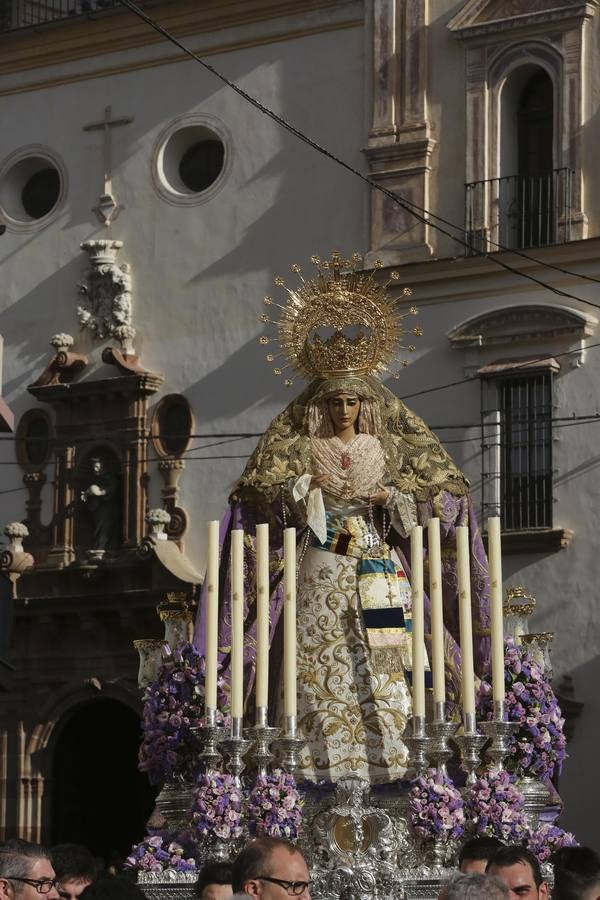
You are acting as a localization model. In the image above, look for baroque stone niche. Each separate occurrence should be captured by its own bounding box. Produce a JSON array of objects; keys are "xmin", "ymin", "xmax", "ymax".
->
[{"xmin": 26, "ymin": 355, "xmax": 163, "ymax": 569}]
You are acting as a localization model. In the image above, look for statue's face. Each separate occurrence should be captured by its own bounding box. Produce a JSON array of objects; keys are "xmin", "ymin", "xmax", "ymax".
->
[
  {"xmin": 92, "ymin": 460, "xmax": 103, "ymax": 474},
  {"xmin": 327, "ymin": 393, "xmax": 360, "ymax": 434}
]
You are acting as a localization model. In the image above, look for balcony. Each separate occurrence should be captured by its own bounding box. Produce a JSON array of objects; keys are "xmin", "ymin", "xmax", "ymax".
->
[
  {"xmin": 465, "ymin": 167, "xmax": 575, "ymax": 255},
  {"xmin": 0, "ymin": 0, "xmax": 120, "ymax": 30}
]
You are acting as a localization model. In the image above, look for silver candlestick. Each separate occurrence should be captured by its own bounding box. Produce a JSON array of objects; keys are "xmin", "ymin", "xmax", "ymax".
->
[
  {"xmin": 219, "ymin": 717, "xmax": 251, "ymax": 783},
  {"xmin": 246, "ymin": 706, "xmax": 280, "ymax": 776},
  {"xmin": 193, "ymin": 708, "xmax": 225, "ymax": 774},
  {"xmin": 480, "ymin": 700, "xmax": 518, "ymax": 772},
  {"xmin": 452, "ymin": 712, "xmax": 487, "ymax": 785},
  {"xmin": 404, "ymin": 715, "xmax": 431, "ymax": 778},
  {"xmin": 427, "ymin": 702, "xmax": 458, "ymax": 776},
  {"xmin": 274, "ymin": 715, "xmax": 304, "ymax": 775}
]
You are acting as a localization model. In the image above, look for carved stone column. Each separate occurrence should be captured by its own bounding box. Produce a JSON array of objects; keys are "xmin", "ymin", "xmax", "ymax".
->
[
  {"xmin": 365, "ymin": 0, "xmax": 435, "ymax": 265},
  {"xmin": 47, "ymin": 446, "xmax": 75, "ymax": 567}
]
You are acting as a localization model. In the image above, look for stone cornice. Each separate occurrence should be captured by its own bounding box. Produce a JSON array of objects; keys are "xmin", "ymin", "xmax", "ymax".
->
[
  {"xmin": 448, "ymin": 1, "xmax": 598, "ymax": 41},
  {"xmin": 0, "ymin": 0, "xmax": 361, "ymax": 87}
]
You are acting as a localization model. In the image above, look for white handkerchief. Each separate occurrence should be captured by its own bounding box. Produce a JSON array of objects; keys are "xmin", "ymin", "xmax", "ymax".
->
[{"xmin": 292, "ymin": 474, "xmax": 327, "ymax": 544}]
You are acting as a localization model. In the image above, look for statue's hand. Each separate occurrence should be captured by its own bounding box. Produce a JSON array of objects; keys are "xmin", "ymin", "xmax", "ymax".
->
[
  {"xmin": 310, "ymin": 474, "xmax": 329, "ymax": 490},
  {"xmin": 80, "ymin": 490, "xmax": 87, "ymax": 502},
  {"xmin": 371, "ymin": 489, "xmax": 389, "ymax": 506}
]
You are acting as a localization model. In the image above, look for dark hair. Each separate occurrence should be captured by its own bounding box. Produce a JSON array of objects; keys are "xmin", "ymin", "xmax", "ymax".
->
[
  {"xmin": 195, "ymin": 862, "xmax": 233, "ymax": 898},
  {"xmin": 459, "ymin": 837, "xmax": 504, "ymax": 867},
  {"xmin": 231, "ymin": 839, "xmax": 299, "ymax": 893},
  {"xmin": 79, "ymin": 878, "xmax": 145, "ymax": 900},
  {"xmin": 552, "ymin": 846, "xmax": 600, "ymax": 900},
  {"xmin": 486, "ymin": 846, "xmax": 543, "ymax": 888},
  {"xmin": 51, "ymin": 844, "xmax": 100, "ymax": 883},
  {"xmin": 0, "ymin": 840, "xmax": 52, "ymax": 891}
]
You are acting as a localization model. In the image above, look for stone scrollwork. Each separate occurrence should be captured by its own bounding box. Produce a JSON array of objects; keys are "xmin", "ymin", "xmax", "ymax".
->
[{"xmin": 78, "ymin": 240, "xmax": 135, "ymax": 353}]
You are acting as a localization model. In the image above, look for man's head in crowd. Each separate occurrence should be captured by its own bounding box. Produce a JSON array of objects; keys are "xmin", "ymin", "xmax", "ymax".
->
[
  {"xmin": 459, "ymin": 837, "xmax": 504, "ymax": 875},
  {"xmin": 439, "ymin": 872, "xmax": 509, "ymax": 900},
  {"xmin": 0, "ymin": 839, "xmax": 60, "ymax": 900},
  {"xmin": 195, "ymin": 862, "xmax": 233, "ymax": 900},
  {"xmin": 51, "ymin": 845, "xmax": 100, "ymax": 900},
  {"xmin": 552, "ymin": 846, "xmax": 600, "ymax": 900},
  {"xmin": 232, "ymin": 838, "xmax": 310, "ymax": 900},
  {"xmin": 487, "ymin": 846, "xmax": 548, "ymax": 900}
]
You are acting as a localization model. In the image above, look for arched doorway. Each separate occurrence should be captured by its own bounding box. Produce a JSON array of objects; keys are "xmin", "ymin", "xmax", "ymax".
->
[{"xmin": 50, "ymin": 698, "xmax": 156, "ymax": 864}]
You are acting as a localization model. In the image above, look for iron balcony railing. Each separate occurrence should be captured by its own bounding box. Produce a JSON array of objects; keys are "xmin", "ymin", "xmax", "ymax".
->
[
  {"xmin": 465, "ymin": 167, "xmax": 575, "ymax": 254},
  {"xmin": 0, "ymin": 0, "xmax": 175, "ymax": 31}
]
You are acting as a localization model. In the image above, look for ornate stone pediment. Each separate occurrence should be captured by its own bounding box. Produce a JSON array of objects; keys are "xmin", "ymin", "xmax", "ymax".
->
[
  {"xmin": 448, "ymin": 0, "xmax": 598, "ymax": 37},
  {"xmin": 447, "ymin": 304, "xmax": 596, "ymax": 349}
]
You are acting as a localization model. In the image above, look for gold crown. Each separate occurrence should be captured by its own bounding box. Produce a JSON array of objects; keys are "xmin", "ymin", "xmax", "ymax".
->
[{"xmin": 258, "ymin": 251, "xmax": 421, "ymax": 386}]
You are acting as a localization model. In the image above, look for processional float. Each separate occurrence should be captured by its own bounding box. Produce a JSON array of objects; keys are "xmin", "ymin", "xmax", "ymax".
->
[{"xmin": 133, "ymin": 254, "xmax": 568, "ymax": 900}]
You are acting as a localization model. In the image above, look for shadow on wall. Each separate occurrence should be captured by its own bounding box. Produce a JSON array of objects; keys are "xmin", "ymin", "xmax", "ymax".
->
[{"xmin": 556, "ymin": 652, "xmax": 600, "ymax": 854}]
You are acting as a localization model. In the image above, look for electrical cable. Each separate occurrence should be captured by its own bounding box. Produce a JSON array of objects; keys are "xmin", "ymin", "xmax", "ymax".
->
[{"xmin": 114, "ymin": 0, "xmax": 600, "ymax": 310}]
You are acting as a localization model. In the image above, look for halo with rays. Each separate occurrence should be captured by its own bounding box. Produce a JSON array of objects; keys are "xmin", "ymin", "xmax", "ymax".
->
[{"xmin": 258, "ymin": 251, "xmax": 422, "ymax": 386}]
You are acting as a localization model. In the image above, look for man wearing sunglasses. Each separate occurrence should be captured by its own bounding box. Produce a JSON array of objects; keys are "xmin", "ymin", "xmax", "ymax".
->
[
  {"xmin": 231, "ymin": 838, "xmax": 311, "ymax": 900},
  {"xmin": 0, "ymin": 840, "xmax": 60, "ymax": 900}
]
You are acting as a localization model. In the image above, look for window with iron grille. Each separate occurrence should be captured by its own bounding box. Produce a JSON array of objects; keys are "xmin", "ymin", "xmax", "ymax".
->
[{"xmin": 482, "ymin": 372, "xmax": 553, "ymax": 530}]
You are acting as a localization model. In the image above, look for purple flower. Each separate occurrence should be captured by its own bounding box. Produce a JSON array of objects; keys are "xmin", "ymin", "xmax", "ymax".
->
[
  {"xmin": 248, "ymin": 771, "xmax": 304, "ymax": 840},
  {"xmin": 124, "ymin": 831, "xmax": 198, "ymax": 874},
  {"xmin": 527, "ymin": 823, "xmax": 579, "ymax": 863},
  {"xmin": 192, "ymin": 772, "xmax": 243, "ymax": 841},
  {"xmin": 138, "ymin": 642, "xmax": 229, "ymax": 786},
  {"xmin": 476, "ymin": 642, "xmax": 566, "ymax": 782},
  {"xmin": 464, "ymin": 770, "xmax": 528, "ymax": 842},
  {"xmin": 408, "ymin": 770, "xmax": 465, "ymax": 843}
]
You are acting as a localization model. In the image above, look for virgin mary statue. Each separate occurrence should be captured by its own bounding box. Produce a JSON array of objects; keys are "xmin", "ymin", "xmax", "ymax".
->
[{"xmin": 194, "ymin": 252, "xmax": 490, "ymax": 784}]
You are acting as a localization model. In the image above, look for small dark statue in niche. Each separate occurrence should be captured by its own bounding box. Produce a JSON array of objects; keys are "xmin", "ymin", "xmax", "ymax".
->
[{"xmin": 80, "ymin": 456, "xmax": 120, "ymax": 558}]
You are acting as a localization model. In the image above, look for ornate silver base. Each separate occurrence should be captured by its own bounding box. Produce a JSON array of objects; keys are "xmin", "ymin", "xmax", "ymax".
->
[
  {"xmin": 404, "ymin": 717, "xmax": 431, "ymax": 778},
  {"xmin": 297, "ymin": 777, "xmax": 455, "ymax": 900}
]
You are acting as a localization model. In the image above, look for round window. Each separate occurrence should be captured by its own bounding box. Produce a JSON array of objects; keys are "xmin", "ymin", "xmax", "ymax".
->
[
  {"xmin": 0, "ymin": 147, "xmax": 65, "ymax": 229},
  {"xmin": 153, "ymin": 118, "xmax": 230, "ymax": 206}
]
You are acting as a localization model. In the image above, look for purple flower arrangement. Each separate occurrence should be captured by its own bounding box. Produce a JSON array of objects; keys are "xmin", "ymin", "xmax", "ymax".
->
[
  {"xmin": 527, "ymin": 822, "xmax": 579, "ymax": 864},
  {"xmin": 464, "ymin": 769, "xmax": 528, "ymax": 843},
  {"xmin": 409, "ymin": 769, "xmax": 465, "ymax": 843},
  {"xmin": 247, "ymin": 769, "xmax": 303, "ymax": 840},
  {"xmin": 124, "ymin": 832, "xmax": 197, "ymax": 873},
  {"xmin": 192, "ymin": 772, "xmax": 244, "ymax": 842},
  {"xmin": 138, "ymin": 642, "xmax": 228, "ymax": 786},
  {"xmin": 477, "ymin": 642, "xmax": 566, "ymax": 782}
]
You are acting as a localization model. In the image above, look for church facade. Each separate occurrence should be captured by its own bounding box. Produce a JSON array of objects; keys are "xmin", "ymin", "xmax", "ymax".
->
[{"xmin": 0, "ymin": 0, "xmax": 598, "ymax": 854}]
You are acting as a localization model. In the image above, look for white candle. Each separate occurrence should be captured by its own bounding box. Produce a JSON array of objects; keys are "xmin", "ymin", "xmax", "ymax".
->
[
  {"xmin": 487, "ymin": 516, "xmax": 505, "ymax": 703},
  {"xmin": 410, "ymin": 526, "xmax": 425, "ymax": 719},
  {"xmin": 204, "ymin": 520, "xmax": 219, "ymax": 713},
  {"xmin": 283, "ymin": 527, "xmax": 297, "ymax": 719},
  {"xmin": 230, "ymin": 529, "xmax": 244, "ymax": 720},
  {"xmin": 456, "ymin": 526, "xmax": 476, "ymax": 721},
  {"xmin": 255, "ymin": 523, "xmax": 270, "ymax": 713},
  {"xmin": 428, "ymin": 517, "xmax": 445, "ymax": 708}
]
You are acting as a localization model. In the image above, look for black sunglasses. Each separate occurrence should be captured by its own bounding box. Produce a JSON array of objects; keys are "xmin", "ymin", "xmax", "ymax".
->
[{"xmin": 255, "ymin": 877, "xmax": 312, "ymax": 896}]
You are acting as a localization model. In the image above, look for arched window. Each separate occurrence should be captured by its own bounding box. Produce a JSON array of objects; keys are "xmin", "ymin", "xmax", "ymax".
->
[{"xmin": 497, "ymin": 66, "xmax": 559, "ymax": 248}]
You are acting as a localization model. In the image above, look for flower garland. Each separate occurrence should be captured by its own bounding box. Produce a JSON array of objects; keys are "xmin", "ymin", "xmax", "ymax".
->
[
  {"xmin": 527, "ymin": 822, "xmax": 579, "ymax": 864},
  {"xmin": 192, "ymin": 773, "xmax": 244, "ymax": 842},
  {"xmin": 408, "ymin": 769, "xmax": 465, "ymax": 843},
  {"xmin": 477, "ymin": 642, "xmax": 566, "ymax": 782},
  {"xmin": 124, "ymin": 832, "xmax": 197, "ymax": 873},
  {"xmin": 248, "ymin": 770, "xmax": 303, "ymax": 840},
  {"xmin": 464, "ymin": 769, "xmax": 529, "ymax": 843},
  {"xmin": 138, "ymin": 642, "xmax": 228, "ymax": 786}
]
